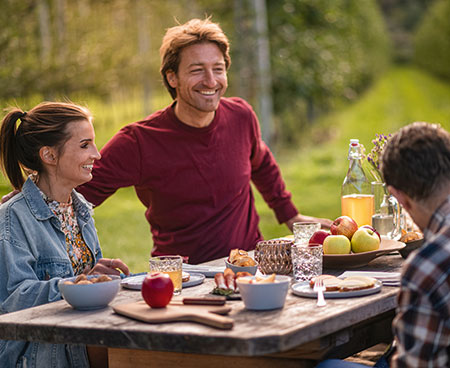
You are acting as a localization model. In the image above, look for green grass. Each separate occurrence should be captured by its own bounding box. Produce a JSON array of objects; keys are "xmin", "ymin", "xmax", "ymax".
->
[
  {"xmin": 1, "ymin": 66, "xmax": 449, "ymax": 272},
  {"xmin": 253, "ymin": 65, "xmax": 450, "ymax": 241}
]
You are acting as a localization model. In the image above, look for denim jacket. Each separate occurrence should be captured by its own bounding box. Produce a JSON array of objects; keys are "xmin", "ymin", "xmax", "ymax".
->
[{"xmin": 0, "ymin": 178, "xmax": 102, "ymax": 367}]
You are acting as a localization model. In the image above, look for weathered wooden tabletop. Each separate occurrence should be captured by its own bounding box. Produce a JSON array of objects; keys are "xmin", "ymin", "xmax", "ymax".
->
[{"xmin": 0, "ymin": 253, "xmax": 404, "ymax": 367}]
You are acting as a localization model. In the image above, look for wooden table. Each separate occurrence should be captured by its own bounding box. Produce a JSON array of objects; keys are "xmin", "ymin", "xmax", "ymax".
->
[{"xmin": 0, "ymin": 254, "xmax": 404, "ymax": 368}]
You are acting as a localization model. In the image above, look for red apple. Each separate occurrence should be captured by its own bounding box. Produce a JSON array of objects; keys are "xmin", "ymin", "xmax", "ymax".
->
[
  {"xmin": 360, "ymin": 225, "xmax": 381, "ymax": 241},
  {"xmin": 309, "ymin": 230, "xmax": 330, "ymax": 246},
  {"xmin": 141, "ymin": 272, "xmax": 174, "ymax": 308},
  {"xmin": 330, "ymin": 216, "xmax": 358, "ymax": 240}
]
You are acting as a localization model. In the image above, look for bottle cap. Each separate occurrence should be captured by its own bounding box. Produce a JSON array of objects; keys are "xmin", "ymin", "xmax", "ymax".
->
[{"xmin": 348, "ymin": 139, "xmax": 362, "ymax": 159}]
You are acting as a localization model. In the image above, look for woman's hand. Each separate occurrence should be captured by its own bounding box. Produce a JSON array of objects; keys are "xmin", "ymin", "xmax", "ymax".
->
[{"xmin": 88, "ymin": 258, "xmax": 130, "ymax": 276}]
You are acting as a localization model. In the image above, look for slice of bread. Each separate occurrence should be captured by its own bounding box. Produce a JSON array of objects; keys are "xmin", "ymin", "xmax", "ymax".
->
[
  {"xmin": 338, "ymin": 276, "xmax": 376, "ymax": 292},
  {"xmin": 310, "ymin": 275, "xmax": 377, "ymax": 292},
  {"xmin": 310, "ymin": 275, "xmax": 342, "ymax": 291},
  {"xmin": 229, "ymin": 249, "xmax": 256, "ymax": 266},
  {"xmin": 400, "ymin": 231, "xmax": 423, "ymax": 243}
]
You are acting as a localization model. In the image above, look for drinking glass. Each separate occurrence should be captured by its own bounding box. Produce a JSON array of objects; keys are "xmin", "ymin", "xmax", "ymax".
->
[
  {"xmin": 293, "ymin": 222, "xmax": 321, "ymax": 245},
  {"xmin": 371, "ymin": 181, "xmax": 387, "ymax": 214},
  {"xmin": 149, "ymin": 255, "xmax": 183, "ymax": 295},
  {"xmin": 254, "ymin": 239, "xmax": 294, "ymax": 275},
  {"xmin": 291, "ymin": 244, "xmax": 323, "ymax": 282}
]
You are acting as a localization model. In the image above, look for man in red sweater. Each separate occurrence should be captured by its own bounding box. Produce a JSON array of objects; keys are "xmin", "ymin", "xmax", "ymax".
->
[{"xmin": 78, "ymin": 18, "xmax": 331, "ymax": 264}]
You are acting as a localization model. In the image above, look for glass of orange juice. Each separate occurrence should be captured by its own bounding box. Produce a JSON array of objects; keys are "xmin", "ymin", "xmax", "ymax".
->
[{"xmin": 149, "ymin": 256, "xmax": 182, "ymax": 295}]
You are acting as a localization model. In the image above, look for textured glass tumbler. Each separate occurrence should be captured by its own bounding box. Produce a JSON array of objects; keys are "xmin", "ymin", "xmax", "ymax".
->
[
  {"xmin": 293, "ymin": 222, "xmax": 321, "ymax": 245},
  {"xmin": 254, "ymin": 239, "xmax": 294, "ymax": 275},
  {"xmin": 291, "ymin": 244, "xmax": 323, "ymax": 282},
  {"xmin": 149, "ymin": 255, "xmax": 182, "ymax": 295}
]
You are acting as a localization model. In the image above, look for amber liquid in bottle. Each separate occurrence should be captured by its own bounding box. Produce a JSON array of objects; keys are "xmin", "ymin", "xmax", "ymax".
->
[{"xmin": 341, "ymin": 139, "xmax": 374, "ymax": 227}]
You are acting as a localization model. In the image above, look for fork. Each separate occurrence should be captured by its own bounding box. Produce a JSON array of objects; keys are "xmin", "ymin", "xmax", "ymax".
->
[{"xmin": 313, "ymin": 278, "xmax": 327, "ymax": 307}]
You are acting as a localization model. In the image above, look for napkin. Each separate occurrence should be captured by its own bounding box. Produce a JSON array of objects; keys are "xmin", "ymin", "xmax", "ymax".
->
[{"xmin": 338, "ymin": 271, "xmax": 401, "ymax": 287}]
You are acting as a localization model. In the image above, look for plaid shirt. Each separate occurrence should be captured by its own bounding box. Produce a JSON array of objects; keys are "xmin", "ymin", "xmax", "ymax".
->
[{"xmin": 392, "ymin": 195, "xmax": 450, "ymax": 368}]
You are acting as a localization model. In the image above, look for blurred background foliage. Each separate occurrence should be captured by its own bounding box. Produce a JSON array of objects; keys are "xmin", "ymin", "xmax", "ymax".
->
[
  {"xmin": 1, "ymin": 0, "xmax": 449, "ymax": 270},
  {"xmin": 1, "ymin": 0, "xmax": 447, "ymax": 143},
  {"xmin": 413, "ymin": 0, "xmax": 450, "ymax": 80},
  {"xmin": 0, "ymin": 0, "xmax": 387, "ymax": 137}
]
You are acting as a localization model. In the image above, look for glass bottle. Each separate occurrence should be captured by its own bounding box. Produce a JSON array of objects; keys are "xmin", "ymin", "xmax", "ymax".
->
[{"xmin": 341, "ymin": 139, "xmax": 374, "ymax": 226}]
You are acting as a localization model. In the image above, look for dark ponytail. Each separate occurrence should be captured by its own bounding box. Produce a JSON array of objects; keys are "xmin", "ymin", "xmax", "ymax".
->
[
  {"xmin": 0, "ymin": 110, "xmax": 29, "ymax": 189},
  {"xmin": 0, "ymin": 102, "xmax": 92, "ymax": 189}
]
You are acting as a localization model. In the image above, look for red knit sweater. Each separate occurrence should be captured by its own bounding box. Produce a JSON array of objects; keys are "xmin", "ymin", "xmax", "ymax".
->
[{"xmin": 78, "ymin": 97, "xmax": 297, "ymax": 264}]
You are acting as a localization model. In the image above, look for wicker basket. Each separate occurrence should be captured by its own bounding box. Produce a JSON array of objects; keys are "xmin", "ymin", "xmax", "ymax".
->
[{"xmin": 255, "ymin": 239, "xmax": 294, "ymax": 275}]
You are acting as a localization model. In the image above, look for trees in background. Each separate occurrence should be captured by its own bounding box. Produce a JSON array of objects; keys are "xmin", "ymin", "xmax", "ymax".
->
[
  {"xmin": 267, "ymin": 0, "xmax": 391, "ymax": 145},
  {"xmin": 413, "ymin": 0, "xmax": 450, "ymax": 81},
  {"xmin": 1, "ymin": 0, "xmax": 392, "ymax": 146},
  {"xmin": 377, "ymin": 0, "xmax": 433, "ymax": 62}
]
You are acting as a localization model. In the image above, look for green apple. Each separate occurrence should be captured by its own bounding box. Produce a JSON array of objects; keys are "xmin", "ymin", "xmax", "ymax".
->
[
  {"xmin": 351, "ymin": 228, "xmax": 381, "ymax": 253},
  {"xmin": 323, "ymin": 235, "xmax": 351, "ymax": 255}
]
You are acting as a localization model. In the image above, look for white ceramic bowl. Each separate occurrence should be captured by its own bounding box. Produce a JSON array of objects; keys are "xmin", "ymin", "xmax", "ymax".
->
[
  {"xmin": 224, "ymin": 259, "xmax": 258, "ymax": 275},
  {"xmin": 58, "ymin": 275, "xmax": 121, "ymax": 310},
  {"xmin": 236, "ymin": 275, "xmax": 290, "ymax": 310}
]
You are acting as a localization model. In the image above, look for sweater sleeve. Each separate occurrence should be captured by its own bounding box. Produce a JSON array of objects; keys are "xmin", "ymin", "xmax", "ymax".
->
[
  {"xmin": 248, "ymin": 107, "xmax": 298, "ymax": 224},
  {"xmin": 78, "ymin": 125, "xmax": 142, "ymax": 206}
]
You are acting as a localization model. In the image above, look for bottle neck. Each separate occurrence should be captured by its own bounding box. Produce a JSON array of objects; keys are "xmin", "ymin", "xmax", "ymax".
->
[
  {"xmin": 348, "ymin": 144, "xmax": 363, "ymax": 160},
  {"xmin": 342, "ymin": 153, "xmax": 371, "ymax": 195}
]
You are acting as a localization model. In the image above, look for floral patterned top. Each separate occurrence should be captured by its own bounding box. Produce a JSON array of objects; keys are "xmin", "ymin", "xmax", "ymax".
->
[{"xmin": 41, "ymin": 191, "xmax": 94, "ymax": 275}]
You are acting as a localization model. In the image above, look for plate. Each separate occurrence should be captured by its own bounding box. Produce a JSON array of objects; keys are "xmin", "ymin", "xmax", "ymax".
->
[
  {"xmin": 323, "ymin": 239, "xmax": 405, "ymax": 269},
  {"xmin": 121, "ymin": 272, "xmax": 205, "ymax": 290},
  {"xmin": 291, "ymin": 280, "xmax": 382, "ymax": 299},
  {"xmin": 182, "ymin": 273, "xmax": 206, "ymax": 288},
  {"xmin": 182, "ymin": 264, "xmax": 225, "ymax": 278}
]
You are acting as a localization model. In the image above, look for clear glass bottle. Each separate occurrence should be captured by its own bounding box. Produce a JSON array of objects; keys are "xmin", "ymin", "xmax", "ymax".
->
[{"xmin": 341, "ymin": 139, "xmax": 374, "ymax": 226}]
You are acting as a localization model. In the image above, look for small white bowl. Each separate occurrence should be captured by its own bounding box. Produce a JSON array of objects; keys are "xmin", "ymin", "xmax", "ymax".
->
[
  {"xmin": 224, "ymin": 259, "xmax": 258, "ymax": 275},
  {"xmin": 236, "ymin": 275, "xmax": 290, "ymax": 310},
  {"xmin": 58, "ymin": 275, "xmax": 121, "ymax": 310}
]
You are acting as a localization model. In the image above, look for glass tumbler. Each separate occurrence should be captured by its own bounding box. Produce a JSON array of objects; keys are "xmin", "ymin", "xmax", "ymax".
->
[
  {"xmin": 149, "ymin": 255, "xmax": 183, "ymax": 295},
  {"xmin": 254, "ymin": 239, "xmax": 294, "ymax": 275},
  {"xmin": 293, "ymin": 222, "xmax": 321, "ymax": 245},
  {"xmin": 291, "ymin": 244, "xmax": 323, "ymax": 282}
]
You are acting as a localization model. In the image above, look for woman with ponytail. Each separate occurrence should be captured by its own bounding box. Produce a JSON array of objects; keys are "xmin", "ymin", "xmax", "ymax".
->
[{"xmin": 0, "ymin": 102, "xmax": 129, "ymax": 368}]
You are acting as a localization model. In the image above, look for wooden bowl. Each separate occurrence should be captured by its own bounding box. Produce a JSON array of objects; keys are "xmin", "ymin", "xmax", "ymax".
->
[{"xmin": 398, "ymin": 238, "xmax": 425, "ymax": 259}]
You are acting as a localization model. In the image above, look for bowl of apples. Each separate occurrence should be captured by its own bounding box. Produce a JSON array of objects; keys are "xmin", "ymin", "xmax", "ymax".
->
[{"xmin": 310, "ymin": 216, "xmax": 406, "ymax": 269}]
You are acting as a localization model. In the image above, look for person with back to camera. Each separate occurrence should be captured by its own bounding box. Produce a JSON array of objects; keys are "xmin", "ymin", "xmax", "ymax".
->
[
  {"xmin": 0, "ymin": 102, "xmax": 130, "ymax": 368},
  {"xmin": 76, "ymin": 18, "xmax": 332, "ymax": 264},
  {"xmin": 316, "ymin": 122, "xmax": 450, "ymax": 367}
]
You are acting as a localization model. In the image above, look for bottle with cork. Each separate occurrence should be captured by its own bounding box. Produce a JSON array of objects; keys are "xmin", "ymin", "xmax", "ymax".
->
[{"xmin": 341, "ymin": 139, "xmax": 374, "ymax": 226}]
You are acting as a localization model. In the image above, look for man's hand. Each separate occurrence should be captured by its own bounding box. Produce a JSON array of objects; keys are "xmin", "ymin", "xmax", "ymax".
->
[
  {"xmin": 285, "ymin": 214, "xmax": 332, "ymax": 232},
  {"xmin": 1, "ymin": 190, "xmax": 20, "ymax": 205}
]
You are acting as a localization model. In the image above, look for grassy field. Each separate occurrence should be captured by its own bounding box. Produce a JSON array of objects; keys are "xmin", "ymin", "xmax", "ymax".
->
[{"xmin": 1, "ymin": 66, "xmax": 449, "ymax": 272}]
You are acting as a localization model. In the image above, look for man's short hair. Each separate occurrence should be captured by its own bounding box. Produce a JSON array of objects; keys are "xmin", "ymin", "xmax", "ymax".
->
[
  {"xmin": 159, "ymin": 18, "xmax": 231, "ymax": 99},
  {"xmin": 381, "ymin": 122, "xmax": 450, "ymax": 201}
]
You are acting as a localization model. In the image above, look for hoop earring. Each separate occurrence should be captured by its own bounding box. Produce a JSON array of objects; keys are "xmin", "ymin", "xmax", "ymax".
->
[{"xmin": 30, "ymin": 170, "xmax": 39, "ymax": 183}]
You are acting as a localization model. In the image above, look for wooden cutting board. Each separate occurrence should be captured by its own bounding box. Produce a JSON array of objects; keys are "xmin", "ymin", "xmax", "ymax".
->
[{"xmin": 113, "ymin": 301, "xmax": 234, "ymax": 330}]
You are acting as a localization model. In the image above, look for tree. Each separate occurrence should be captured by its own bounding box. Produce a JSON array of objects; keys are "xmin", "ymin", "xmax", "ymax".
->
[{"xmin": 413, "ymin": 0, "xmax": 450, "ymax": 80}]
